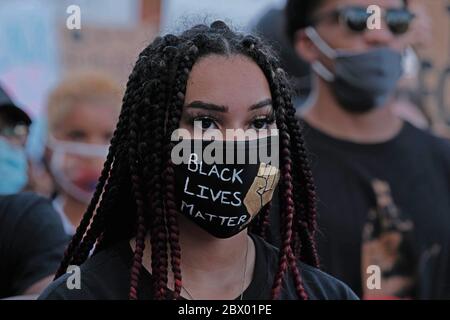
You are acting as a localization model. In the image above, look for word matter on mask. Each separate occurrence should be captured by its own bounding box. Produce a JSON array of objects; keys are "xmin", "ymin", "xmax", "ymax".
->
[
  {"xmin": 175, "ymin": 150, "xmax": 280, "ymax": 239},
  {"xmin": 181, "ymin": 153, "xmax": 247, "ymax": 228}
]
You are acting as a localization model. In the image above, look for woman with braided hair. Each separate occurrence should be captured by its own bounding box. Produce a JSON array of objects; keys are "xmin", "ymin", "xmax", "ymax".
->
[{"xmin": 39, "ymin": 21, "xmax": 357, "ymax": 300}]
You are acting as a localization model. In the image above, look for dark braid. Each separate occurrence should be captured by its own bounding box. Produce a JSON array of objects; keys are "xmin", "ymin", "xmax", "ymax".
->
[
  {"xmin": 133, "ymin": 76, "xmax": 166, "ymax": 299},
  {"xmin": 54, "ymin": 21, "xmax": 319, "ymax": 301},
  {"xmin": 250, "ymin": 202, "xmax": 272, "ymax": 239},
  {"xmin": 240, "ymin": 35, "xmax": 313, "ymax": 299},
  {"xmin": 71, "ymin": 75, "xmax": 148, "ymax": 266},
  {"xmin": 278, "ymin": 69, "xmax": 320, "ymax": 266},
  {"xmin": 162, "ymin": 41, "xmax": 199, "ymax": 299},
  {"xmin": 128, "ymin": 46, "xmax": 178, "ymax": 299},
  {"xmin": 54, "ymin": 64, "xmax": 142, "ymax": 278},
  {"xmin": 71, "ymin": 168, "xmax": 121, "ymax": 264},
  {"xmin": 128, "ymin": 97, "xmax": 148, "ymax": 299},
  {"xmin": 147, "ymin": 36, "xmax": 180, "ymax": 300},
  {"xmin": 274, "ymin": 93, "xmax": 307, "ymax": 299},
  {"xmin": 146, "ymin": 80, "xmax": 168, "ymax": 299},
  {"xmin": 259, "ymin": 203, "xmax": 272, "ymax": 239}
]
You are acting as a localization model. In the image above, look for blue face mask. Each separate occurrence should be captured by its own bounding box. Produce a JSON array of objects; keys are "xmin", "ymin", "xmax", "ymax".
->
[
  {"xmin": 305, "ymin": 27, "xmax": 403, "ymax": 113},
  {"xmin": 0, "ymin": 137, "xmax": 28, "ymax": 194}
]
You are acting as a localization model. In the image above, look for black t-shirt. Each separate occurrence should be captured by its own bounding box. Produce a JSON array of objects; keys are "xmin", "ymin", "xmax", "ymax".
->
[
  {"xmin": 0, "ymin": 192, "xmax": 69, "ymax": 298},
  {"xmin": 38, "ymin": 234, "xmax": 357, "ymax": 300},
  {"xmin": 301, "ymin": 120, "xmax": 450, "ymax": 299}
]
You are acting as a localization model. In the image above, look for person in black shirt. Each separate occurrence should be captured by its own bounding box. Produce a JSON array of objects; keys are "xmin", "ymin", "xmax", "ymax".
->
[
  {"xmin": 39, "ymin": 21, "xmax": 357, "ymax": 300},
  {"xmin": 285, "ymin": 0, "xmax": 450, "ymax": 299},
  {"xmin": 40, "ymin": 233, "xmax": 356, "ymax": 300},
  {"xmin": 302, "ymin": 120, "xmax": 450, "ymax": 299},
  {"xmin": 0, "ymin": 192, "xmax": 69, "ymax": 299}
]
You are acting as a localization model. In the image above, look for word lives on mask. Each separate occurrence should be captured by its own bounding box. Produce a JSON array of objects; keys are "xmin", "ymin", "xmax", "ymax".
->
[{"xmin": 174, "ymin": 137, "xmax": 280, "ymax": 238}]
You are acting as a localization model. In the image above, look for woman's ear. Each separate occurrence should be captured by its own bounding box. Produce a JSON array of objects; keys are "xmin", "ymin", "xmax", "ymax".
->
[{"xmin": 294, "ymin": 29, "xmax": 320, "ymax": 63}]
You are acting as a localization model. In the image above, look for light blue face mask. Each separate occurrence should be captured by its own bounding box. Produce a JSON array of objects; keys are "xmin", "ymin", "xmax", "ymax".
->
[{"xmin": 0, "ymin": 137, "xmax": 28, "ymax": 194}]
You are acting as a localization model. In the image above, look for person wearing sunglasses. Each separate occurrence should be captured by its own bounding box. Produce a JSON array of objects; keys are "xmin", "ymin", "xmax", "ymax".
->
[{"xmin": 285, "ymin": 0, "xmax": 450, "ymax": 300}]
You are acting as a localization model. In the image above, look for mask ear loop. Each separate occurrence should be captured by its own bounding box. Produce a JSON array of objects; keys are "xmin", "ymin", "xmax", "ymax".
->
[
  {"xmin": 311, "ymin": 61, "xmax": 335, "ymax": 82},
  {"xmin": 304, "ymin": 27, "xmax": 337, "ymax": 59},
  {"xmin": 304, "ymin": 27, "xmax": 337, "ymax": 82},
  {"xmin": 401, "ymin": 46, "xmax": 415, "ymax": 78},
  {"xmin": 47, "ymin": 135, "xmax": 109, "ymax": 158}
]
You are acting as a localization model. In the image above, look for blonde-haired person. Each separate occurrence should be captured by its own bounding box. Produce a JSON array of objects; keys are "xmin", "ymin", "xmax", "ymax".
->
[{"xmin": 45, "ymin": 71, "xmax": 121, "ymax": 235}]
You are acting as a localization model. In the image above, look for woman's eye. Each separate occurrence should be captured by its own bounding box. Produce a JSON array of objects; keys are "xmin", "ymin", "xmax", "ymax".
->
[
  {"xmin": 193, "ymin": 117, "xmax": 218, "ymax": 131},
  {"xmin": 251, "ymin": 117, "xmax": 273, "ymax": 130}
]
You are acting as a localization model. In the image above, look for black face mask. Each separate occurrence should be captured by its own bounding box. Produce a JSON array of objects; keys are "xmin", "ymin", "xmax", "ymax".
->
[{"xmin": 173, "ymin": 136, "xmax": 280, "ymax": 238}]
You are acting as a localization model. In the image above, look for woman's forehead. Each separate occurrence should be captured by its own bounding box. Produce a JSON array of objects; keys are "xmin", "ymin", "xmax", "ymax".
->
[{"xmin": 185, "ymin": 54, "xmax": 272, "ymax": 111}]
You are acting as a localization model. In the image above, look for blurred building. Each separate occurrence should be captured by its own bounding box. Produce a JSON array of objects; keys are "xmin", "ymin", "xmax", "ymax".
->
[{"xmin": 0, "ymin": 0, "xmax": 161, "ymax": 159}]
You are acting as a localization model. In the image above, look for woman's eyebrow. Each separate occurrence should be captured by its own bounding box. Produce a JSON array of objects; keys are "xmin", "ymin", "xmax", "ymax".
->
[
  {"xmin": 184, "ymin": 101, "xmax": 228, "ymax": 112},
  {"xmin": 249, "ymin": 98, "xmax": 272, "ymax": 111},
  {"xmin": 184, "ymin": 98, "xmax": 272, "ymax": 112}
]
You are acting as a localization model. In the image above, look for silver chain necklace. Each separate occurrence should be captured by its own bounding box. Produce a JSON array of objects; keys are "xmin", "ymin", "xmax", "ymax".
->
[{"xmin": 181, "ymin": 237, "xmax": 249, "ymax": 300}]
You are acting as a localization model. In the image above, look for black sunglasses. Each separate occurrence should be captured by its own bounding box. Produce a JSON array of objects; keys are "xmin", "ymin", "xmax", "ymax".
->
[{"xmin": 309, "ymin": 6, "xmax": 415, "ymax": 35}]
